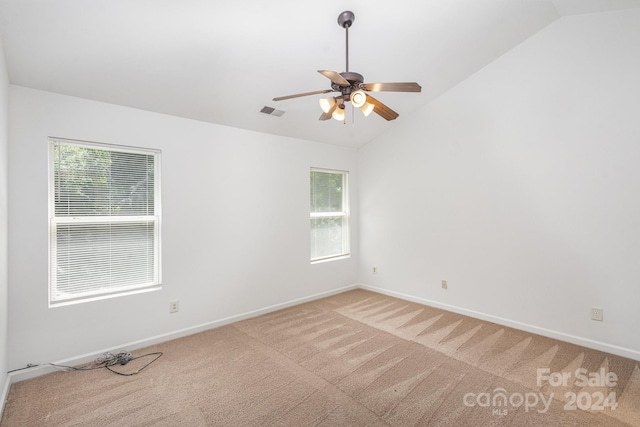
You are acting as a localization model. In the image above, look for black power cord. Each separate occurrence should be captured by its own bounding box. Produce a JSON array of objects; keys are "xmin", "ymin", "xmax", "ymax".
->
[
  {"xmin": 105, "ymin": 352, "xmax": 163, "ymax": 376},
  {"xmin": 8, "ymin": 351, "xmax": 163, "ymax": 377}
]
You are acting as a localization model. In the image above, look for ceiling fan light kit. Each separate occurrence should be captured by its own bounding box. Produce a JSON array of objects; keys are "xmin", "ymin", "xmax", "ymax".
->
[
  {"xmin": 360, "ymin": 102, "xmax": 374, "ymax": 117},
  {"xmin": 332, "ymin": 106, "xmax": 346, "ymax": 121},
  {"xmin": 273, "ymin": 10, "xmax": 421, "ymax": 123},
  {"xmin": 350, "ymin": 90, "xmax": 366, "ymax": 108},
  {"xmin": 319, "ymin": 97, "xmax": 336, "ymax": 114}
]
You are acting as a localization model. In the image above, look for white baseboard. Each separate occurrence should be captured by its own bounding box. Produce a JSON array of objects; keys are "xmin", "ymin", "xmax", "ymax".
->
[
  {"xmin": 358, "ymin": 284, "xmax": 640, "ymax": 362},
  {"xmin": 8, "ymin": 284, "xmax": 359, "ymax": 384},
  {"xmin": 0, "ymin": 373, "xmax": 10, "ymax": 421}
]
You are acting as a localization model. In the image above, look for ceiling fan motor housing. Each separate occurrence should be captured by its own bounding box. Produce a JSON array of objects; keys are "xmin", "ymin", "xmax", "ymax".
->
[{"xmin": 333, "ymin": 71, "xmax": 364, "ymax": 102}]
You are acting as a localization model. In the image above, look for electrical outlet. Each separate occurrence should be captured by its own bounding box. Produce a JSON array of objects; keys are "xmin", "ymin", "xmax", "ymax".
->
[
  {"xmin": 170, "ymin": 300, "xmax": 179, "ymax": 313},
  {"xmin": 442, "ymin": 280, "xmax": 447, "ymax": 289},
  {"xmin": 373, "ymin": 267, "xmax": 377, "ymax": 274},
  {"xmin": 591, "ymin": 307, "xmax": 603, "ymax": 321}
]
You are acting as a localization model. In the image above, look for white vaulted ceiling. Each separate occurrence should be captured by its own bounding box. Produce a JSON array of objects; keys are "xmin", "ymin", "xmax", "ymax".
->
[{"xmin": 1, "ymin": 0, "xmax": 639, "ymax": 148}]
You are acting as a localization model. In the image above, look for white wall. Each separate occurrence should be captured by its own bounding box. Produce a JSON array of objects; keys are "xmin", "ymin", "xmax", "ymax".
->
[
  {"xmin": 358, "ymin": 9, "xmax": 640, "ymax": 357},
  {"xmin": 0, "ymin": 39, "xmax": 10, "ymax": 401},
  {"xmin": 7, "ymin": 86, "xmax": 358, "ymax": 368}
]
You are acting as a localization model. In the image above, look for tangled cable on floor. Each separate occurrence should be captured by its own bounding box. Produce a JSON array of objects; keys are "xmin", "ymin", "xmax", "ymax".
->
[{"xmin": 8, "ymin": 351, "xmax": 163, "ymax": 376}]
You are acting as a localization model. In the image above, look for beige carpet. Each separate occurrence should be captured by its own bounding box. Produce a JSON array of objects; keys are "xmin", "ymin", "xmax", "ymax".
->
[{"xmin": 2, "ymin": 289, "xmax": 640, "ymax": 426}]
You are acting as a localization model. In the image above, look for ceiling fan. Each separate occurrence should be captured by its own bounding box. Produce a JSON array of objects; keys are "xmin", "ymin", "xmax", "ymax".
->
[{"xmin": 272, "ymin": 10, "xmax": 421, "ymax": 122}]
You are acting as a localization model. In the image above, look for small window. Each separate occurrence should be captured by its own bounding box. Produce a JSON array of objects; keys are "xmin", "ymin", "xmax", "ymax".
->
[
  {"xmin": 48, "ymin": 138, "xmax": 161, "ymax": 305},
  {"xmin": 310, "ymin": 168, "xmax": 349, "ymax": 262}
]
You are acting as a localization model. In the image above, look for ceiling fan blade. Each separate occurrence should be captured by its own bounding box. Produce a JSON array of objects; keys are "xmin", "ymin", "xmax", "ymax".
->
[
  {"xmin": 319, "ymin": 111, "xmax": 333, "ymax": 121},
  {"xmin": 361, "ymin": 82, "xmax": 422, "ymax": 92},
  {"xmin": 318, "ymin": 70, "xmax": 350, "ymax": 86},
  {"xmin": 273, "ymin": 89, "xmax": 333, "ymax": 101},
  {"xmin": 366, "ymin": 95, "xmax": 399, "ymax": 121}
]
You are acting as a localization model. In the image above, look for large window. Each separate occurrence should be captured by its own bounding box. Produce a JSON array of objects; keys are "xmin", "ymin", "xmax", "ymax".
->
[
  {"xmin": 48, "ymin": 138, "xmax": 161, "ymax": 305},
  {"xmin": 310, "ymin": 168, "xmax": 349, "ymax": 262}
]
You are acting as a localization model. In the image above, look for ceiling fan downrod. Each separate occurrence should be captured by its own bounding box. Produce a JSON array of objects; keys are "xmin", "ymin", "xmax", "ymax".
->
[{"xmin": 338, "ymin": 11, "xmax": 355, "ymax": 73}]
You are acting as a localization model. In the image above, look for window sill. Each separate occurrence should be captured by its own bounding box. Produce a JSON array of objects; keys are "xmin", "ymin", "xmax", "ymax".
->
[
  {"xmin": 49, "ymin": 285, "xmax": 161, "ymax": 308},
  {"xmin": 311, "ymin": 254, "xmax": 351, "ymax": 265}
]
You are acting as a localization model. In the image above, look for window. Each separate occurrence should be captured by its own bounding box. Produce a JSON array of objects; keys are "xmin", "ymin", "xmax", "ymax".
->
[
  {"xmin": 48, "ymin": 138, "xmax": 161, "ymax": 305},
  {"xmin": 310, "ymin": 168, "xmax": 349, "ymax": 262}
]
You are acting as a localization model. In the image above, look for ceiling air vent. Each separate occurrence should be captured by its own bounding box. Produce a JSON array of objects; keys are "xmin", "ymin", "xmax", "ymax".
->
[{"xmin": 260, "ymin": 106, "xmax": 285, "ymax": 117}]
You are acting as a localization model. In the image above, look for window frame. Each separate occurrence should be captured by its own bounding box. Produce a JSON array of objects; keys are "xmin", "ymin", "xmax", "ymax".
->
[
  {"xmin": 310, "ymin": 167, "xmax": 350, "ymax": 263},
  {"xmin": 48, "ymin": 137, "xmax": 162, "ymax": 306}
]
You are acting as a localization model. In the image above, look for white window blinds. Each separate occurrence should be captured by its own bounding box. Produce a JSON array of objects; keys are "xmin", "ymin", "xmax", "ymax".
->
[{"xmin": 49, "ymin": 138, "xmax": 161, "ymax": 305}]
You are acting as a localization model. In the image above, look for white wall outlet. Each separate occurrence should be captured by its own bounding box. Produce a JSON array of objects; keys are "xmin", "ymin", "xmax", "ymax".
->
[
  {"xmin": 442, "ymin": 280, "xmax": 447, "ymax": 289},
  {"xmin": 591, "ymin": 307, "xmax": 603, "ymax": 321},
  {"xmin": 170, "ymin": 300, "xmax": 179, "ymax": 313},
  {"xmin": 373, "ymin": 267, "xmax": 377, "ymax": 274}
]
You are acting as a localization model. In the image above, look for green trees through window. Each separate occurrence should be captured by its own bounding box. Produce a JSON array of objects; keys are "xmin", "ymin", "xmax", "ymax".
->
[{"xmin": 53, "ymin": 144, "xmax": 154, "ymax": 217}]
